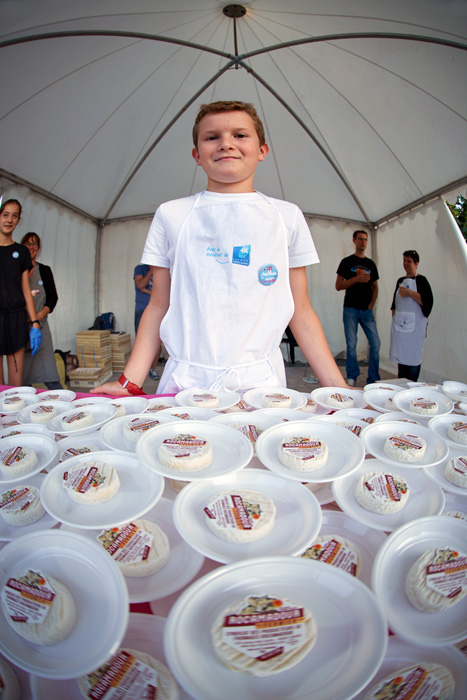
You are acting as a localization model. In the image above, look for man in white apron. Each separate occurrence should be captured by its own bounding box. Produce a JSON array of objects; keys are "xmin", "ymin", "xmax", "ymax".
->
[
  {"xmin": 389, "ymin": 250, "xmax": 433, "ymax": 381},
  {"xmin": 93, "ymin": 101, "xmax": 348, "ymax": 397}
]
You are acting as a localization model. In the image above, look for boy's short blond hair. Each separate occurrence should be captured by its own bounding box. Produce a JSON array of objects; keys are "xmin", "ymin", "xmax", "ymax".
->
[{"xmin": 192, "ymin": 101, "xmax": 266, "ymax": 148}]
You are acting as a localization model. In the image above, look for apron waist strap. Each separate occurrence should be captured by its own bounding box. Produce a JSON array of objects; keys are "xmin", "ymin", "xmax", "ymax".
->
[{"xmin": 169, "ymin": 352, "xmax": 278, "ymax": 392}]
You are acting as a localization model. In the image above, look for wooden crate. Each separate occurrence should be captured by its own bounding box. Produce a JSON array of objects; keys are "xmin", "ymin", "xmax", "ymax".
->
[
  {"xmin": 110, "ymin": 332, "xmax": 132, "ymax": 371},
  {"xmin": 68, "ymin": 366, "xmax": 113, "ymax": 388},
  {"xmin": 76, "ymin": 330, "xmax": 112, "ymax": 370}
]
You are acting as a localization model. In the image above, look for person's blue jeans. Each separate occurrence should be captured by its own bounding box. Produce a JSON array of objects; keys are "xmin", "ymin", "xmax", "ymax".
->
[{"xmin": 343, "ymin": 307, "xmax": 381, "ymax": 384}]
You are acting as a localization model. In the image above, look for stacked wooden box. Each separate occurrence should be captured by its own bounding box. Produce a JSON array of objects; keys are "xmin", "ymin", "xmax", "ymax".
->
[
  {"xmin": 68, "ymin": 330, "xmax": 113, "ymax": 387},
  {"xmin": 110, "ymin": 332, "xmax": 132, "ymax": 372}
]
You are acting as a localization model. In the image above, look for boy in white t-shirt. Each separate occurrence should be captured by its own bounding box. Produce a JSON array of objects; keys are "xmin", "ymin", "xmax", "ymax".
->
[{"xmin": 93, "ymin": 101, "xmax": 348, "ymax": 396}]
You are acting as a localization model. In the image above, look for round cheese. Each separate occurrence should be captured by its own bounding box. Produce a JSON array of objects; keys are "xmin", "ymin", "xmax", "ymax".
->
[
  {"xmin": 169, "ymin": 478, "xmax": 189, "ymax": 493},
  {"xmin": 302, "ymin": 481, "xmax": 325, "ymax": 493},
  {"xmin": 62, "ymin": 462, "xmax": 120, "ymax": 504},
  {"xmin": 0, "ymin": 484, "xmax": 45, "ymax": 526},
  {"xmin": 0, "ymin": 654, "xmax": 21, "ymax": 700},
  {"xmin": 355, "ymin": 471, "xmax": 409, "ymax": 513},
  {"xmin": 409, "ymin": 397, "xmax": 438, "ymax": 415},
  {"xmin": 300, "ymin": 398, "xmax": 318, "ymax": 414},
  {"xmin": 447, "ymin": 421, "xmax": 467, "ymax": 445},
  {"xmin": 301, "ymin": 534, "xmax": 362, "ymax": 577},
  {"xmin": 405, "ymin": 546, "xmax": 467, "ymax": 613},
  {"xmin": 188, "ymin": 393, "xmax": 219, "ymax": 408},
  {"xmin": 0, "ymin": 446, "xmax": 38, "ymax": 478},
  {"xmin": 261, "ymin": 392, "xmax": 291, "ymax": 408},
  {"xmin": 326, "ymin": 392, "xmax": 354, "ymax": 409},
  {"xmin": 59, "ymin": 444, "xmax": 100, "ymax": 462},
  {"xmin": 77, "ymin": 648, "xmax": 179, "ymax": 700},
  {"xmin": 383, "ymin": 433, "xmax": 426, "ymax": 462},
  {"xmin": 1, "ymin": 570, "xmax": 76, "ymax": 645},
  {"xmin": 158, "ymin": 434, "xmax": 212, "ymax": 471},
  {"xmin": 384, "ymin": 396, "xmax": 399, "ymax": 411},
  {"xmin": 211, "ymin": 594, "xmax": 317, "ymax": 676},
  {"xmin": 205, "ymin": 490, "xmax": 276, "ymax": 543},
  {"xmin": 444, "ymin": 456, "xmax": 467, "ymax": 488},
  {"xmin": 231, "ymin": 422, "xmax": 263, "ymax": 452},
  {"xmin": 123, "ymin": 417, "xmax": 160, "ymax": 443},
  {"xmin": 278, "ymin": 435, "xmax": 328, "ymax": 471},
  {"xmin": 363, "ymin": 662, "xmax": 455, "ymax": 700},
  {"xmin": 109, "ymin": 402, "xmax": 126, "ymax": 418},
  {"xmin": 1, "ymin": 395, "xmax": 25, "ymax": 413},
  {"xmin": 61, "ymin": 410, "xmax": 94, "ymax": 431},
  {"xmin": 98, "ymin": 519, "xmax": 170, "ymax": 577},
  {"xmin": 30, "ymin": 404, "xmax": 57, "ymax": 423}
]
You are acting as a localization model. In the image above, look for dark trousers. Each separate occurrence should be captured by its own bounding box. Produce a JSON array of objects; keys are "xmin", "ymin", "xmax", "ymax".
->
[{"xmin": 398, "ymin": 363, "xmax": 421, "ymax": 382}]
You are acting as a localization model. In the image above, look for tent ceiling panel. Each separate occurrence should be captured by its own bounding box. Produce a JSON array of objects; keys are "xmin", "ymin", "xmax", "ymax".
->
[{"xmin": 1, "ymin": 0, "xmax": 466, "ymax": 224}]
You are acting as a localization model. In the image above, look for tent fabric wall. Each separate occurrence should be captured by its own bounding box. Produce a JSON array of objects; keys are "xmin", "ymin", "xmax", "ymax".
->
[
  {"xmin": 375, "ymin": 186, "xmax": 467, "ymax": 384},
  {"xmin": 1, "ymin": 183, "xmax": 98, "ymax": 355},
  {"xmin": 98, "ymin": 218, "xmax": 153, "ymax": 340}
]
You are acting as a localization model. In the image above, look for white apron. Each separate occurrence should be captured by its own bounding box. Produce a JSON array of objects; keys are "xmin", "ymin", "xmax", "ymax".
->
[
  {"xmin": 157, "ymin": 192, "xmax": 295, "ymax": 393},
  {"xmin": 389, "ymin": 277, "xmax": 428, "ymax": 366}
]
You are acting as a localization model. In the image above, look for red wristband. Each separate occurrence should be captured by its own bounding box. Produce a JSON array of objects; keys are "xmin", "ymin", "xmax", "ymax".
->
[{"xmin": 118, "ymin": 374, "xmax": 146, "ymax": 396}]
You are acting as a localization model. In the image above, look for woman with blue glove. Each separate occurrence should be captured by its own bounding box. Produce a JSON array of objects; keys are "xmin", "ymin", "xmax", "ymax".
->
[
  {"xmin": 21, "ymin": 231, "xmax": 62, "ymax": 389},
  {"xmin": 0, "ymin": 199, "xmax": 42, "ymax": 386}
]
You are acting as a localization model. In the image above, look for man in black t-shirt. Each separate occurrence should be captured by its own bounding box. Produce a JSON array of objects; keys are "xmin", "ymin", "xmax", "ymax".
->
[{"xmin": 336, "ymin": 230, "xmax": 381, "ymax": 386}]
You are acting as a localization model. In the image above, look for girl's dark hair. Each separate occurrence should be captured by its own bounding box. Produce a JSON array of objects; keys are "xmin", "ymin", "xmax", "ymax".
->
[
  {"xmin": 403, "ymin": 249, "xmax": 420, "ymax": 264},
  {"xmin": 0, "ymin": 198, "xmax": 22, "ymax": 216}
]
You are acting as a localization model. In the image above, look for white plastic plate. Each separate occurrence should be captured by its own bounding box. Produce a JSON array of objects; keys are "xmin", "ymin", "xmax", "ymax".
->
[
  {"xmin": 423, "ymin": 446, "xmax": 467, "ymax": 495},
  {"xmin": 30, "ymin": 613, "xmax": 191, "ymax": 700},
  {"xmin": 371, "ymin": 516, "xmax": 467, "ymax": 646},
  {"xmin": 255, "ymin": 420, "xmax": 365, "ymax": 483},
  {"xmin": 332, "ymin": 459, "xmax": 445, "ymax": 532},
  {"xmin": 100, "ymin": 412, "xmax": 182, "ymax": 455},
  {"xmin": 429, "ymin": 415, "xmax": 467, "ymax": 448},
  {"xmin": 0, "ymin": 473, "xmax": 59, "ymax": 540},
  {"xmin": 40, "ymin": 450, "xmax": 164, "ymax": 528},
  {"xmin": 0, "ymin": 434, "xmax": 57, "ymax": 484},
  {"xmin": 297, "ymin": 509, "xmax": 387, "ymax": 589},
  {"xmin": 352, "ymin": 635, "xmax": 467, "ymax": 700},
  {"xmin": 17, "ymin": 400, "xmax": 73, "ymax": 424},
  {"xmin": 243, "ymin": 386, "xmax": 307, "ymax": 410},
  {"xmin": 136, "ymin": 420, "xmax": 253, "ymax": 481},
  {"xmin": 172, "ymin": 469, "xmax": 322, "ymax": 563},
  {"xmin": 176, "ymin": 387, "xmax": 240, "ymax": 411},
  {"xmin": 362, "ymin": 420, "xmax": 449, "ymax": 468},
  {"xmin": 164, "ymin": 556, "xmax": 387, "ymax": 700},
  {"xmin": 0, "ymin": 529, "xmax": 128, "ymax": 679},
  {"xmin": 63, "ymin": 498, "xmax": 204, "ymax": 604},
  {"xmin": 392, "ymin": 387, "xmax": 454, "ymax": 419},
  {"xmin": 46, "ymin": 403, "xmax": 118, "ymax": 435},
  {"xmin": 311, "ymin": 386, "xmax": 367, "ymax": 411}
]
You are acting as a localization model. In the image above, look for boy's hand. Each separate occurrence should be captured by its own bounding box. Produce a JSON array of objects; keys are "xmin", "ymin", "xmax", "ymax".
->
[{"xmin": 90, "ymin": 381, "xmax": 130, "ymax": 397}]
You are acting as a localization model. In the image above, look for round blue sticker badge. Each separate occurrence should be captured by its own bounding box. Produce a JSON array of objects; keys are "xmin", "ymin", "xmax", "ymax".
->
[{"xmin": 258, "ymin": 264, "xmax": 278, "ymax": 286}]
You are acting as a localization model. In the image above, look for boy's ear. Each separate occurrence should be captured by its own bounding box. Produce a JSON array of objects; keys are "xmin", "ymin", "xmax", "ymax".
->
[
  {"xmin": 192, "ymin": 148, "xmax": 201, "ymax": 165},
  {"xmin": 258, "ymin": 143, "xmax": 269, "ymax": 161}
]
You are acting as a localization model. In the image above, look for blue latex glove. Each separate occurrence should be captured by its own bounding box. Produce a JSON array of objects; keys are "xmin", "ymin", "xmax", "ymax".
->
[{"xmin": 29, "ymin": 326, "xmax": 42, "ymax": 356}]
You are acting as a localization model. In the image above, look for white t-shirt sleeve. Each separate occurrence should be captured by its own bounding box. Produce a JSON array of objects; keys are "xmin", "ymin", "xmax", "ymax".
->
[
  {"xmin": 272, "ymin": 198, "xmax": 319, "ymax": 268},
  {"xmin": 141, "ymin": 207, "xmax": 171, "ymax": 269}
]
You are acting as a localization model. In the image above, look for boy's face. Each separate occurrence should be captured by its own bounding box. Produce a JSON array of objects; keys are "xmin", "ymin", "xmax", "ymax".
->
[{"xmin": 192, "ymin": 111, "xmax": 269, "ymax": 192}]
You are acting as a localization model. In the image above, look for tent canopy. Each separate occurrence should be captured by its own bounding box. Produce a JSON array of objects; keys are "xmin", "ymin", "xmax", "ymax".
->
[
  {"xmin": 1, "ymin": 1, "xmax": 467, "ymax": 383},
  {"xmin": 1, "ymin": 0, "xmax": 466, "ymax": 225}
]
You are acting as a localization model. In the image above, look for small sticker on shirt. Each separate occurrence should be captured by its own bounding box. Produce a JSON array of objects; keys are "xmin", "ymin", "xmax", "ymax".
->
[
  {"xmin": 12, "ymin": 251, "xmax": 19, "ymax": 259},
  {"xmin": 258, "ymin": 264, "xmax": 278, "ymax": 286},
  {"xmin": 232, "ymin": 245, "xmax": 251, "ymax": 266}
]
